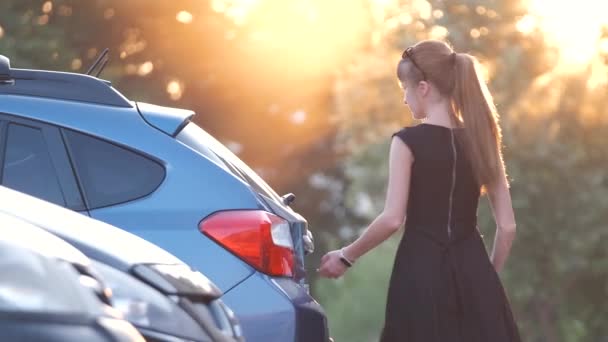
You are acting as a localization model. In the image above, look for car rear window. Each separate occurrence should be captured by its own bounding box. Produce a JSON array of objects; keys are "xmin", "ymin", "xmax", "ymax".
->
[
  {"xmin": 63, "ymin": 130, "xmax": 165, "ymax": 209},
  {"xmin": 176, "ymin": 122, "xmax": 283, "ymax": 203},
  {"xmin": 2, "ymin": 123, "xmax": 67, "ymax": 207}
]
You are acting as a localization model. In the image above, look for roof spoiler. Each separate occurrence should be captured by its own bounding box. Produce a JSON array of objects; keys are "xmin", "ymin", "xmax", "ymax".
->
[{"xmin": 135, "ymin": 102, "xmax": 195, "ymax": 137}]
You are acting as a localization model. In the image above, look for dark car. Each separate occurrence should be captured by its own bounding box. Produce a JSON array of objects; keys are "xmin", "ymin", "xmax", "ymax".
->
[
  {"xmin": 0, "ymin": 186, "xmax": 242, "ymax": 342},
  {"xmin": 0, "ymin": 53, "xmax": 327, "ymax": 341},
  {"xmin": 0, "ymin": 212, "xmax": 145, "ymax": 342}
]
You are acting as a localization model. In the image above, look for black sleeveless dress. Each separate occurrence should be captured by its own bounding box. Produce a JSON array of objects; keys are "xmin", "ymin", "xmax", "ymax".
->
[{"xmin": 380, "ymin": 123, "xmax": 521, "ymax": 342}]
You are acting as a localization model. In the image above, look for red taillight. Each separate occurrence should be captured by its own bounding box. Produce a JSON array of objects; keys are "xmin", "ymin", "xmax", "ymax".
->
[{"xmin": 200, "ymin": 210, "xmax": 295, "ymax": 277}]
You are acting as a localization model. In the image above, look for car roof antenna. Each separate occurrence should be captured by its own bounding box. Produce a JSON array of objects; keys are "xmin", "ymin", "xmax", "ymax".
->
[
  {"xmin": 86, "ymin": 48, "xmax": 109, "ymax": 77},
  {"xmin": 95, "ymin": 57, "xmax": 109, "ymax": 77}
]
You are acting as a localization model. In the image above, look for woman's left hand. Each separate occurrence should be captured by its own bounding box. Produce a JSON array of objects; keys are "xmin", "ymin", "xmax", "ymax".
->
[{"xmin": 317, "ymin": 250, "xmax": 348, "ymax": 279}]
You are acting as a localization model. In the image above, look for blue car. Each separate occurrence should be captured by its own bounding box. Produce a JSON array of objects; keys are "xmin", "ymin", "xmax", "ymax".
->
[{"xmin": 0, "ymin": 54, "xmax": 328, "ymax": 341}]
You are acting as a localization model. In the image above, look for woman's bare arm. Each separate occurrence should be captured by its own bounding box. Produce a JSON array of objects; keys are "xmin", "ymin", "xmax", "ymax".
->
[
  {"xmin": 342, "ymin": 137, "xmax": 413, "ymax": 262},
  {"xmin": 487, "ymin": 164, "xmax": 517, "ymax": 273}
]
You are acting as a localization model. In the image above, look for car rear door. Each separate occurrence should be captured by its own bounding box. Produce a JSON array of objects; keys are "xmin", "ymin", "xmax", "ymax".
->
[{"xmin": 0, "ymin": 114, "xmax": 87, "ymax": 213}]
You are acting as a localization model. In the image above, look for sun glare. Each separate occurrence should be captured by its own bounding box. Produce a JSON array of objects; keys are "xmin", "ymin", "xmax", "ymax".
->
[
  {"xmin": 176, "ymin": 10, "xmax": 193, "ymax": 24},
  {"xmin": 215, "ymin": 0, "xmax": 369, "ymax": 82},
  {"xmin": 528, "ymin": 0, "xmax": 608, "ymax": 66}
]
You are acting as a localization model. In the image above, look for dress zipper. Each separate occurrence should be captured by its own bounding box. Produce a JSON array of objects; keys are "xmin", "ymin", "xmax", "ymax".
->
[{"xmin": 447, "ymin": 129, "xmax": 457, "ymax": 239}]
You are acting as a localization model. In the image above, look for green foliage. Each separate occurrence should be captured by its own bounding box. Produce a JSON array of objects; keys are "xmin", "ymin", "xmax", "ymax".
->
[
  {"xmin": 0, "ymin": 1, "xmax": 78, "ymax": 69},
  {"xmin": 499, "ymin": 73, "xmax": 608, "ymax": 341}
]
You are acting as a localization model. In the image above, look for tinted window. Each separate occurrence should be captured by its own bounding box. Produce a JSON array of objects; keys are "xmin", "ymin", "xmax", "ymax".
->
[
  {"xmin": 64, "ymin": 130, "xmax": 164, "ymax": 209},
  {"xmin": 2, "ymin": 123, "xmax": 66, "ymax": 206}
]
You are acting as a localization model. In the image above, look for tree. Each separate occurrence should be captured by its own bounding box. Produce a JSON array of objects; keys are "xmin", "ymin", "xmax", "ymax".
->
[
  {"xmin": 0, "ymin": 1, "xmax": 79, "ymax": 69},
  {"xmin": 497, "ymin": 69, "xmax": 608, "ymax": 341}
]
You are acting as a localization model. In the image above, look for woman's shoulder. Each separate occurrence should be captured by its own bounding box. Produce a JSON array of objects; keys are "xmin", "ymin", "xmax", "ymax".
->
[
  {"xmin": 391, "ymin": 124, "xmax": 428, "ymax": 155},
  {"xmin": 392, "ymin": 124, "xmax": 427, "ymax": 142}
]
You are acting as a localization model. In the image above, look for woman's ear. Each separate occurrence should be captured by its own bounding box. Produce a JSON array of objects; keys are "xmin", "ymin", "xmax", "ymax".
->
[{"xmin": 417, "ymin": 81, "xmax": 430, "ymax": 97}]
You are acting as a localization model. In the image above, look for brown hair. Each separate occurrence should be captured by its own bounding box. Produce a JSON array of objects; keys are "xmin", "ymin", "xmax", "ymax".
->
[{"xmin": 397, "ymin": 40, "xmax": 505, "ymax": 191}]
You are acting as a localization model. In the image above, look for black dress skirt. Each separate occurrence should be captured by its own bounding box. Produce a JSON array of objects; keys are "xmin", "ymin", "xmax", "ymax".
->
[{"xmin": 380, "ymin": 124, "xmax": 521, "ymax": 342}]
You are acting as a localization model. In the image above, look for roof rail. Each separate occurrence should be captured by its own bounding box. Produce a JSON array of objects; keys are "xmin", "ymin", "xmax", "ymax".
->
[{"xmin": 0, "ymin": 55, "xmax": 132, "ymax": 108}]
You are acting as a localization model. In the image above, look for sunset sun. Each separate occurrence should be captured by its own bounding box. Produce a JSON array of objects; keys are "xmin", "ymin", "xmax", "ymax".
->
[{"xmin": 526, "ymin": 0, "xmax": 608, "ymax": 65}]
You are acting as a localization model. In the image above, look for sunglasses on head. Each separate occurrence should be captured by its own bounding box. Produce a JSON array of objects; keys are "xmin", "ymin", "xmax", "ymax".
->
[{"xmin": 402, "ymin": 47, "xmax": 427, "ymax": 80}]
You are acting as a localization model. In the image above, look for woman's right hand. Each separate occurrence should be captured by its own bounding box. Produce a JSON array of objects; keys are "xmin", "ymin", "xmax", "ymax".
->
[{"xmin": 317, "ymin": 250, "xmax": 348, "ymax": 279}]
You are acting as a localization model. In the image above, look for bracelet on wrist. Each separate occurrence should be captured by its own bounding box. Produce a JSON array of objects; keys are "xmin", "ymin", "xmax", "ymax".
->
[{"xmin": 339, "ymin": 248, "xmax": 355, "ymax": 268}]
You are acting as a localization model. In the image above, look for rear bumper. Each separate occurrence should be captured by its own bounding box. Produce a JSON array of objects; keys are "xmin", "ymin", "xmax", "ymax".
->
[
  {"xmin": 272, "ymin": 278, "xmax": 329, "ymax": 342},
  {"xmin": 221, "ymin": 272, "xmax": 329, "ymax": 342}
]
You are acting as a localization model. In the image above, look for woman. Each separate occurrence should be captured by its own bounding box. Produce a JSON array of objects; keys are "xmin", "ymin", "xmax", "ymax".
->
[{"xmin": 318, "ymin": 40, "xmax": 521, "ymax": 341}]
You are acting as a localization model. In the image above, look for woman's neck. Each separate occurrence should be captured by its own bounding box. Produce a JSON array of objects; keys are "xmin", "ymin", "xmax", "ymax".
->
[{"xmin": 422, "ymin": 101, "xmax": 458, "ymax": 128}]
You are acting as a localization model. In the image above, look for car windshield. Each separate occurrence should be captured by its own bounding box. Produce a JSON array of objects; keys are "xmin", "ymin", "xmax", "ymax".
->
[
  {"xmin": 0, "ymin": 243, "xmax": 102, "ymax": 315},
  {"xmin": 176, "ymin": 122, "xmax": 284, "ymax": 204}
]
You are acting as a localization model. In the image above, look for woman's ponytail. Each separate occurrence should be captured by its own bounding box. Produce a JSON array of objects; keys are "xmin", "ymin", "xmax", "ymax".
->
[{"xmin": 452, "ymin": 53, "xmax": 505, "ymax": 191}]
